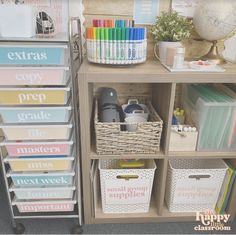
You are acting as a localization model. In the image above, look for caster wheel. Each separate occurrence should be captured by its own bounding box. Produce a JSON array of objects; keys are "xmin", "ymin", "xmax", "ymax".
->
[
  {"xmin": 71, "ymin": 225, "xmax": 83, "ymax": 234},
  {"xmin": 13, "ymin": 223, "xmax": 25, "ymax": 234}
]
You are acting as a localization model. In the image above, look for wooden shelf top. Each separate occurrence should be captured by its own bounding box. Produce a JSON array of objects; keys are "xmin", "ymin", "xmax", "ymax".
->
[{"xmin": 79, "ymin": 59, "xmax": 236, "ymax": 83}]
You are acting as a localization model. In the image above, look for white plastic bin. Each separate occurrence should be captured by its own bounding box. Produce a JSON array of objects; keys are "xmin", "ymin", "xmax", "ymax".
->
[
  {"xmin": 99, "ymin": 159, "xmax": 156, "ymax": 213},
  {"xmin": 165, "ymin": 159, "xmax": 228, "ymax": 212}
]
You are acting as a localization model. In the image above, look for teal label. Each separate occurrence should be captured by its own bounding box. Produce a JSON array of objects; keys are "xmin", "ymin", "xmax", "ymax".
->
[{"xmin": 0, "ymin": 47, "xmax": 63, "ymax": 65}]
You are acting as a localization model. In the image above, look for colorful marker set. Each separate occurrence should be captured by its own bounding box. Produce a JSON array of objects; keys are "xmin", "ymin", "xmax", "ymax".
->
[
  {"xmin": 92, "ymin": 19, "xmax": 135, "ymax": 28},
  {"xmin": 86, "ymin": 27, "xmax": 147, "ymax": 65}
]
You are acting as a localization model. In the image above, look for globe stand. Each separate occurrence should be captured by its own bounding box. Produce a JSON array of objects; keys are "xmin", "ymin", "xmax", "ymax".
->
[{"xmin": 200, "ymin": 40, "xmax": 226, "ymax": 65}]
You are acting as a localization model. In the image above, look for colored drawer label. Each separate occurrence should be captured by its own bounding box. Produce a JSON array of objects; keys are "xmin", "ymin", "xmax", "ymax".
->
[
  {"xmin": 15, "ymin": 189, "xmax": 73, "ymax": 200},
  {"xmin": 0, "ymin": 90, "xmax": 67, "ymax": 105},
  {"xmin": 11, "ymin": 175, "xmax": 73, "ymax": 187},
  {"xmin": 18, "ymin": 203, "xmax": 74, "ymax": 212},
  {"xmin": 0, "ymin": 47, "xmax": 64, "ymax": 65},
  {"xmin": 7, "ymin": 144, "xmax": 69, "ymax": 157},
  {"xmin": 3, "ymin": 126, "xmax": 70, "ymax": 140},
  {"xmin": 1, "ymin": 109, "xmax": 69, "ymax": 123},
  {"xmin": 0, "ymin": 69, "xmax": 67, "ymax": 85},
  {"xmin": 10, "ymin": 159, "xmax": 71, "ymax": 171}
]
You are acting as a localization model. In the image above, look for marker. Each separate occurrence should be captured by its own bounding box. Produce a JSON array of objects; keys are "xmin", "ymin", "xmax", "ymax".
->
[
  {"xmin": 86, "ymin": 28, "xmax": 91, "ymax": 61},
  {"xmin": 121, "ymin": 28, "xmax": 126, "ymax": 62},
  {"xmin": 92, "ymin": 28, "xmax": 96, "ymax": 62},
  {"xmin": 96, "ymin": 28, "xmax": 101, "ymax": 63},
  {"xmin": 109, "ymin": 28, "xmax": 113, "ymax": 64},
  {"xmin": 100, "ymin": 28, "xmax": 105, "ymax": 63},
  {"xmin": 104, "ymin": 28, "xmax": 109, "ymax": 63},
  {"xmin": 117, "ymin": 28, "xmax": 121, "ymax": 62},
  {"xmin": 125, "ymin": 28, "xmax": 130, "ymax": 63},
  {"xmin": 112, "ymin": 28, "xmax": 117, "ymax": 64}
]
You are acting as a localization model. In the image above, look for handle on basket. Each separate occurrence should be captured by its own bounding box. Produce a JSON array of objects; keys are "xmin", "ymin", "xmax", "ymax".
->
[
  {"xmin": 116, "ymin": 175, "xmax": 139, "ymax": 180},
  {"xmin": 128, "ymin": 99, "xmax": 139, "ymax": 105},
  {"xmin": 132, "ymin": 110, "xmax": 145, "ymax": 114},
  {"xmin": 188, "ymin": 174, "xmax": 212, "ymax": 180}
]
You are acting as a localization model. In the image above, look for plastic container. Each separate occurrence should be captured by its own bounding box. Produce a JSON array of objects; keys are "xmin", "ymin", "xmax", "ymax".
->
[
  {"xmin": 5, "ymin": 157, "xmax": 74, "ymax": 172},
  {"xmin": 0, "ymin": 45, "xmax": 68, "ymax": 65},
  {"xmin": 183, "ymin": 84, "xmax": 236, "ymax": 151},
  {"xmin": 99, "ymin": 159, "xmax": 156, "ymax": 213},
  {"xmin": 165, "ymin": 159, "xmax": 228, "ymax": 212},
  {"xmin": 2, "ymin": 140, "xmax": 74, "ymax": 157},
  {"xmin": 8, "ymin": 171, "xmax": 75, "ymax": 187},
  {"xmin": 0, "ymin": 87, "xmax": 70, "ymax": 105},
  {"xmin": 0, "ymin": 123, "xmax": 73, "ymax": 141},
  {"xmin": 0, "ymin": 106, "xmax": 72, "ymax": 123},
  {"xmin": 13, "ymin": 199, "xmax": 76, "ymax": 213},
  {"xmin": 0, "ymin": 67, "xmax": 69, "ymax": 86},
  {"xmin": 10, "ymin": 186, "xmax": 76, "ymax": 200}
]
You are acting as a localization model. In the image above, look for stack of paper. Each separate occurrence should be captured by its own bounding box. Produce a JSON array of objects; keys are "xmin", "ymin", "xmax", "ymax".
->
[{"xmin": 184, "ymin": 84, "xmax": 236, "ymax": 151}]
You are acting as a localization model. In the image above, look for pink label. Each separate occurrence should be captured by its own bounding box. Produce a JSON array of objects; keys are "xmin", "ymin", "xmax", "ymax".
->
[
  {"xmin": 0, "ymin": 69, "xmax": 65, "ymax": 85},
  {"xmin": 18, "ymin": 203, "xmax": 74, "ymax": 212},
  {"xmin": 7, "ymin": 144, "xmax": 69, "ymax": 156}
]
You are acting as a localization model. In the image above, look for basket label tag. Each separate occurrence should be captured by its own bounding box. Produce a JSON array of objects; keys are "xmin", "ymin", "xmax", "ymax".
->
[
  {"xmin": 104, "ymin": 179, "xmax": 151, "ymax": 205},
  {"xmin": 173, "ymin": 178, "xmax": 218, "ymax": 204}
]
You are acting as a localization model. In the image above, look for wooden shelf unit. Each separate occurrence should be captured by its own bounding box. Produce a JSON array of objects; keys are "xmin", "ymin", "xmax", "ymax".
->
[{"xmin": 78, "ymin": 59, "xmax": 236, "ymax": 224}]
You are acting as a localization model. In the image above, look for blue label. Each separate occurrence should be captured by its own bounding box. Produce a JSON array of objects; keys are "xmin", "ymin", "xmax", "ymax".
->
[{"xmin": 0, "ymin": 47, "xmax": 63, "ymax": 65}]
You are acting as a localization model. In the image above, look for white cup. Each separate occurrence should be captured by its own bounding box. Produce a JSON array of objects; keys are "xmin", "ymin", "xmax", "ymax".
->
[{"xmin": 125, "ymin": 116, "xmax": 147, "ymax": 132}]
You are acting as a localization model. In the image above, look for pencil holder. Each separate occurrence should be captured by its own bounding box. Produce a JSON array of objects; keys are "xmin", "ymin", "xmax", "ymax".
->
[{"xmin": 86, "ymin": 27, "xmax": 147, "ymax": 65}]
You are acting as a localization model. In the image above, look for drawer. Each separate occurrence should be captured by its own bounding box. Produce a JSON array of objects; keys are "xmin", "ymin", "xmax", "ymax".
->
[
  {"xmin": 1, "ymin": 123, "xmax": 73, "ymax": 140},
  {"xmin": 0, "ymin": 67, "xmax": 69, "ymax": 86},
  {"xmin": 13, "ymin": 199, "xmax": 76, "ymax": 213},
  {"xmin": 5, "ymin": 157, "xmax": 74, "ymax": 172},
  {"xmin": 10, "ymin": 185, "xmax": 76, "ymax": 200},
  {"xmin": 0, "ymin": 106, "xmax": 72, "ymax": 123},
  {"xmin": 2, "ymin": 140, "xmax": 73, "ymax": 157},
  {"xmin": 0, "ymin": 87, "xmax": 70, "ymax": 105},
  {"xmin": 0, "ymin": 45, "xmax": 68, "ymax": 65},
  {"xmin": 8, "ymin": 171, "xmax": 75, "ymax": 187}
]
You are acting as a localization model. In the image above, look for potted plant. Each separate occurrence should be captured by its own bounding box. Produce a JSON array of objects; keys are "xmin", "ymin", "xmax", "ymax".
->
[{"xmin": 151, "ymin": 12, "xmax": 193, "ymax": 63}]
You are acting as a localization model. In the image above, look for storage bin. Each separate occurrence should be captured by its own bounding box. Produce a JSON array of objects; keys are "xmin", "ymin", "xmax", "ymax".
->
[
  {"xmin": 183, "ymin": 84, "xmax": 236, "ymax": 151},
  {"xmin": 0, "ymin": 123, "xmax": 73, "ymax": 141},
  {"xmin": 0, "ymin": 45, "xmax": 68, "ymax": 65},
  {"xmin": 5, "ymin": 157, "xmax": 74, "ymax": 172},
  {"xmin": 95, "ymin": 98, "xmax": 163, "ymax": 154},
  {"xmin": 2, "ymin": 140, "xmax": 73, "ymax": 157},
  {"xmin": 99, "ymin": 159, "xmax": 156, "ymax": 213},
  {"xmin": 10, "ymin": 186, "xmax": 76, "ymax": 200},
  {"xmin": 13, "ymin": 199, "xmax": 76, "ymax": 213},
  {"xmin": 0, "ymin": 106, "xmax": 72, "ymax": 123},
  {"xmin": 165, "ymin": 159, "xmax": 228, "ymax": 212},
  {"xmin": 8, "ymin": 171, "xmax": 75, "ymax": 187},
  {"xmin": 0, "ymin": 67, "xmax": 69, "ymax": 86},
  {"xmin": 169, "ymin": 125, "xmax": 198, "ymax": 151},
  {"xmin": 0, "ymin": 87, "xmax": 70, "ymax": 105}
]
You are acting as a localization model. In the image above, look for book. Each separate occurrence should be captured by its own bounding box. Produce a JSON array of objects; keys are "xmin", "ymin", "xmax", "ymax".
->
[{"xmin": 215, "ymin": 160, "xmax": 236, "ymax": 214}]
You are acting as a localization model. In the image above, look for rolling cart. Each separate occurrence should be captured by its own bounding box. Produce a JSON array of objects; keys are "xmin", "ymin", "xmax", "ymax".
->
[{"xmin": 0, "ymin": 17, "xmax": 83, "ymax": 234}]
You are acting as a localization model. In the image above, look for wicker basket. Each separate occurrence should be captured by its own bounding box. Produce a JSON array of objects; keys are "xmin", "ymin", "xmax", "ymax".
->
[
  {"xmin": 95, "ymin": 98, "xmax": 163, "ymax": 154},
  {"xmin": 165, "ymin": 159, "xmax": 228, "ymax": 212}
]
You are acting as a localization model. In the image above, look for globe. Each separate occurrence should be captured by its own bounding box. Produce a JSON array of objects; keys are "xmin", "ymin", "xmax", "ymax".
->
[{"xmin": 193, "ymin": 0, "xmax": 236, "ymax": 63}]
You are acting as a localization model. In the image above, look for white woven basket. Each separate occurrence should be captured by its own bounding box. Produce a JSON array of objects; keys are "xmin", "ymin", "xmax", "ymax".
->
[
  {"xmin": 165, "ymin": 159, "xmax": 228, "ymax": 212},
  {"xmin": 99, "ymin": 159, "xmax": 156, "ymax": 213}
]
